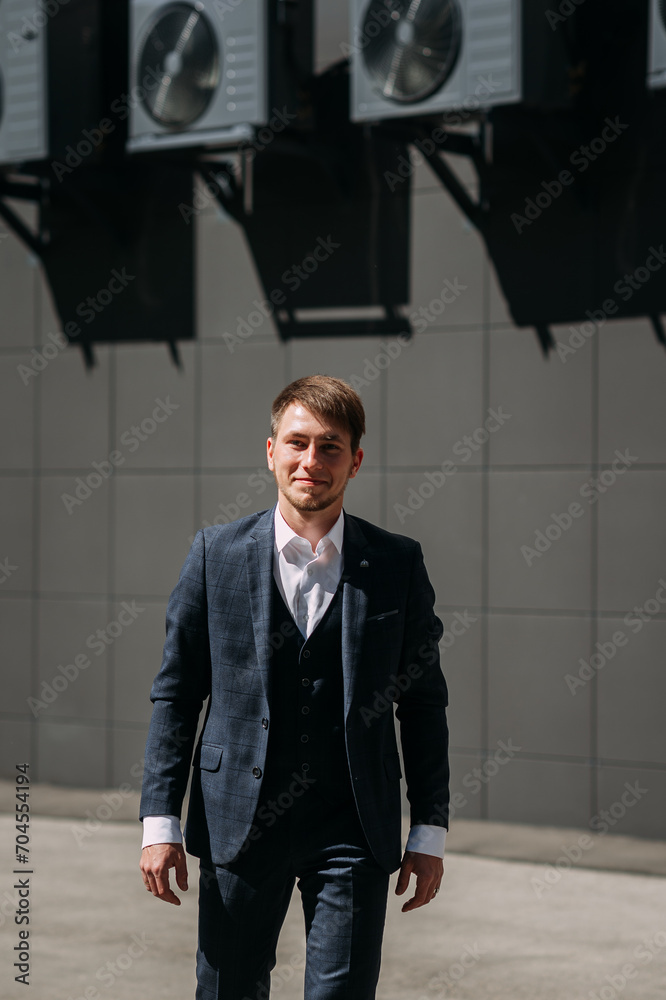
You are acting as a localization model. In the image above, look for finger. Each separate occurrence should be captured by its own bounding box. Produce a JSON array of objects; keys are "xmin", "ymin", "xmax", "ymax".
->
[
  {"xmin": 153, "ymin": 871, "xmax": 181, "ymax": 906},
  {"xmin": 174, "ymin": 852, "xmax": 189, "ymax": 892},
  {"xmin": 139, "ymin": 860, "xmax": 156, "ymax": 893},
  {"xmin": 395, "ymin": 859, "xmax": 413, "ymax": 895},
  {"xmin": 144, "ymin": 872, "xmax": 163, "ymax": 899},
  {"xmin": 401, "ymin": 876, "xmax": 435, "ymax": 912}
]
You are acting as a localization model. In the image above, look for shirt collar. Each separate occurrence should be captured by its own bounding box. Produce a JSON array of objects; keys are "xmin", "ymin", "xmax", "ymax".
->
[{"xmin": 274, "ymin": 504, "xmax": 345, "ymax": 556}]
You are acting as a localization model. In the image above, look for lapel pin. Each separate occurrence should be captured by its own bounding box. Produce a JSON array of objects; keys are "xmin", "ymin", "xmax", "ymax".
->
[{"xmin": 360, "ymin": 559, "xmax": 369, "ymax": 568}]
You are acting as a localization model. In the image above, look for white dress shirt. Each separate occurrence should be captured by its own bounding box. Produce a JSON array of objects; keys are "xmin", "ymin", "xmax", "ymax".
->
[{"xmin": 142, "ymin": 506, "xmax": 446, "ymax": 858}]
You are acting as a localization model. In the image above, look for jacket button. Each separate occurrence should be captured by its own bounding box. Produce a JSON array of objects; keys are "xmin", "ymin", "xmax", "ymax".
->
[
  {"xmin": 300, "ymin": 734, "xmax": 309, "ymax": 743},
  {"xmin": 261, "ymin": 718, "xmax": 269, "ymax": 729},
  {"xmin": 301, "ymin": 678, "xmax": 310, "ymax": 686},
  {"xmin": 301, "ymin": 706, "xmax": 309, "ymax": 715},
  {"xmin": 302, "ymin": 650, "xmax": 310, "ymax": 659},
  {"xmin": 252, "ymin": 766, "xmax": 262, "ymax": 778}
]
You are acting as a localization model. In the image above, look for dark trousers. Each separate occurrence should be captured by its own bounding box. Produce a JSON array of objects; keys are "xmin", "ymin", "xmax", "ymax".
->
[{"xmin": 195, "ymin": 788, "xmax": 390, "ymax": 1000}]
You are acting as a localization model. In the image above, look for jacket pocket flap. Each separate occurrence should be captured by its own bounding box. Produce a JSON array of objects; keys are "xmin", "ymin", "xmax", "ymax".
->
[
  {"xmin": 199, "ymin": 744, "xmax": 223, "ymax": 772},
  {"xmin": 383, "ymin": 753, "xmax": 402, "ymax": 781}
]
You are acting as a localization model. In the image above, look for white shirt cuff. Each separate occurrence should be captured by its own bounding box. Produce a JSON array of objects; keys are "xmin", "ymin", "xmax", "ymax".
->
[
  {"xmin": 141, "ymin": 817, "xmax": 446, "ymax": 856},
  {"xmin": 141, "ymin": 814, "xmax": 183, "ymax": 849},
  {"xmin": 406, "ymin": 824, "xmax": 447, "ymax": 859}
]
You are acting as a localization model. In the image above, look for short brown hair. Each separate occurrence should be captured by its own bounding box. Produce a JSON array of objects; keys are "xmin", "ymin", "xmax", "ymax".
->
[{"xmin": 270, "ymin": 375, "xmax": 366, "ymax": 454}]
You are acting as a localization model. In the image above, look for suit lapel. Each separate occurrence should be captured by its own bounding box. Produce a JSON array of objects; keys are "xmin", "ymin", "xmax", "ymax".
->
[
  {"xmin": 341, "ymin": 513, "xmax": 370, "ymax": 720},
  {"xmin": 247, "ymin": 504, "xmax": 371, "ymax": 716},
  {"xmin": 247, "ymin": 504, "xmax": 277, "ymax": 704}
]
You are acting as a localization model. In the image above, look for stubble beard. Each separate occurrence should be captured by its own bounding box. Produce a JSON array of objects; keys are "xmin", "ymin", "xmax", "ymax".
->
[{"xmin": 274, "ymin": 472, "xmax": 352, "ymax": 513}]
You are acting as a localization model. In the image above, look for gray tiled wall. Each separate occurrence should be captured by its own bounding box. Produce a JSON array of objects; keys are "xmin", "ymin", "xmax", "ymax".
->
[{"xmin": 2, "ymin": 9, "xmax": 666, "ymax": 840}]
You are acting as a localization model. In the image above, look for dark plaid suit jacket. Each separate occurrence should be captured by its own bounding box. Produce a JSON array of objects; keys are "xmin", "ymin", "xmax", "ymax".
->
[{"xmin": 139, "ymin": 503, "xmax": 450, "ymax": 873}]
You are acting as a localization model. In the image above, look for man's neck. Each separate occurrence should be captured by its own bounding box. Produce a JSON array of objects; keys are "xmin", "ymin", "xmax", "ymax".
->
[{"xmin": 277, "ymin": 497, "xmax": 342, "ymax": 553}]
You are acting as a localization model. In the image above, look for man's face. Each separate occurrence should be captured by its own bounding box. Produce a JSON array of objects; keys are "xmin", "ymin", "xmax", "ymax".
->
[{"xmin": 267, "ymin": 402, "xmax": 363, "ymax": 514}]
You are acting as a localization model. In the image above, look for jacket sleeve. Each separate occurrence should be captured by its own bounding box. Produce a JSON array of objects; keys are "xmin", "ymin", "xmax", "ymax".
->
[
  {"xmin": 394, "ymin": 541, "xmax": 450, "ymax": 830},
  {"xmin": 139, "ymin": 529, "xmax": 212, "ymax": 820}
]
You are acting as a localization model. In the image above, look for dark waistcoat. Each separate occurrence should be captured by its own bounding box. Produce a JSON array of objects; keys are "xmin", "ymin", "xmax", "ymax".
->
[{"xmin": 257, "ymin": 574, "xmax": 355, "ymax": 808}]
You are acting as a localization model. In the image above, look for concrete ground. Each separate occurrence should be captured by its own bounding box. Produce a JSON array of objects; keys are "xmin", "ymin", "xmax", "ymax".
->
[{"xmin": 0, "ymin": 782, "xmax": 665, "ymax": 1000}]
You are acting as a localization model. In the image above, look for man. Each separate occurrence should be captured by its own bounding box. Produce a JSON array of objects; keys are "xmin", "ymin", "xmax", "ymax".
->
[{"xmin": 140, "ymin": 374, "xmax": 450, "ymax": 1000}]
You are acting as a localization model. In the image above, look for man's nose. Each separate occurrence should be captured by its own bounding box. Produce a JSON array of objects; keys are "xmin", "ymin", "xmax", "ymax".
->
[{"xmin": 301, "ymin": 444, "xmax": 323, "ymax": 468}]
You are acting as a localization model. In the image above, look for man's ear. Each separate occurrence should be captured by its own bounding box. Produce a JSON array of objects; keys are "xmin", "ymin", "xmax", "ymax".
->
[
  {"xmin": 266, "ymin": 436, "xmax": 274, "ymax": 470},
  {"xmin": 349, "ymin": 447, "xmax": 364, "ymax": 479}
]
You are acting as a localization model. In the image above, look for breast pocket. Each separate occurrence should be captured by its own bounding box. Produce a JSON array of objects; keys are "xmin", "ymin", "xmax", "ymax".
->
[
  {"xmin": 366, "ymin": 609, "xmax": 400, "ymax": 624},
  {"xmin": 364, "ymin": 610, "xmax": 402, "ymax": 659}
]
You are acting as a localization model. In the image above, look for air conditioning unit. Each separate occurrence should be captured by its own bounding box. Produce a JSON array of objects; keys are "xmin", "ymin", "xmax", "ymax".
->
[
  {"xmin": 128, "ymin": 0, "xmax": 313, "ymax": 153},
  {"xmin": 349, "ymin": 0, "xmax": 521, "ymax": 122},
  {"xmin": 0, "ymin": 0, "xmax": 127, "ymax": 170},
  {"xmin": 0, "ymin": 0, "xmax": 47, "ymax": 165},
  {"xmin": 648, "ymin": 0, "xmax": 666, "ymax": 89}
]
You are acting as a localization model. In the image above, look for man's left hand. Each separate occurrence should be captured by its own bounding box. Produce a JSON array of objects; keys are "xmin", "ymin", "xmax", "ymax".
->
[{"xmin": 395, "ymin": 851, "xmax": 443, "ymax": 912}]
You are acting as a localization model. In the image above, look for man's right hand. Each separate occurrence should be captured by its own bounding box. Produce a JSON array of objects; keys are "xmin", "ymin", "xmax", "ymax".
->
[{"xmin": 140, "ymin": 843, "xmax": 188, "ymax": 905}]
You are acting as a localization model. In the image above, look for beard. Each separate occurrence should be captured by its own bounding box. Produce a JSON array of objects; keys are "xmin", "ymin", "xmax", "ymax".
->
[{"xmin": 273, "ymin": 471, "xmax": 352, "ymax": 513}]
